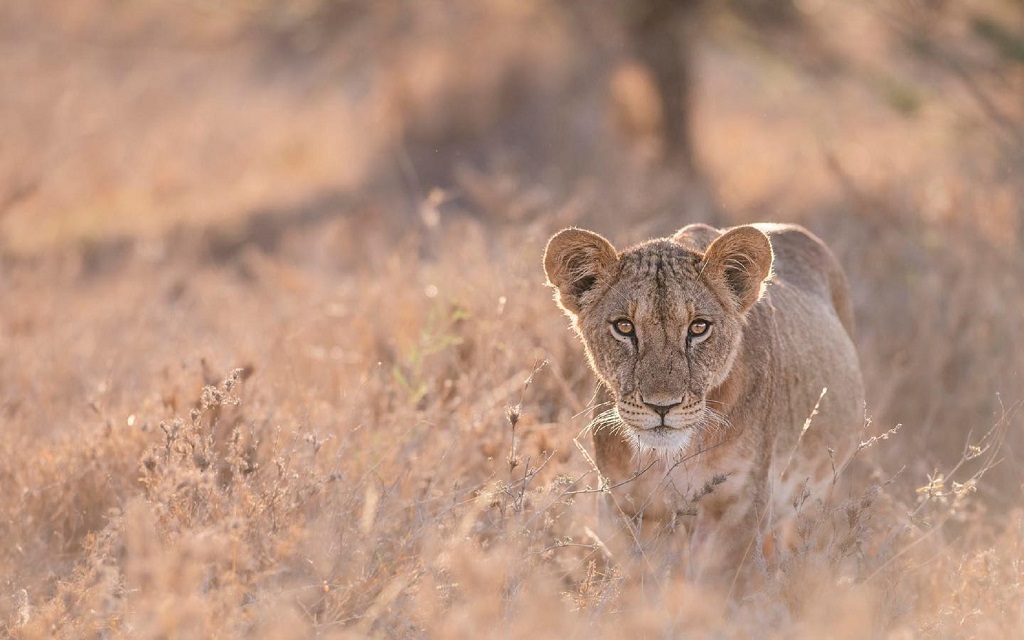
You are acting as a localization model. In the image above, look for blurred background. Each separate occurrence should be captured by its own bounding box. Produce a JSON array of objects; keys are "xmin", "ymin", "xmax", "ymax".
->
[{"xmin": 2, "ymin": 0, "xmax": 1023, "ymax": 636}]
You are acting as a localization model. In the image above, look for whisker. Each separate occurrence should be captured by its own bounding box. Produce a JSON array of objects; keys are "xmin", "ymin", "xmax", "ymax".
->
[
  {"xmin": 588, "ymin": 407, "xmax": 626, "ymax": 435},
  {"xmin": 699, "ymin": 406, "xmax": 732, "ymax": 443},
  {"xmin": 571, "ymin": 400, "xmax": 615, "ymax": 422}
]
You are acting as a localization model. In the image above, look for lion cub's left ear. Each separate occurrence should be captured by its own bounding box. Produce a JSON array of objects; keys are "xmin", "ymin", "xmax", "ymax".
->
[
  {"xmin": 544, "ymin": 228, "xmax": 619, "ymax": 317},
  {"xmin": 701, "ymin": 226, "xmax": 773, "ymax": 313}
]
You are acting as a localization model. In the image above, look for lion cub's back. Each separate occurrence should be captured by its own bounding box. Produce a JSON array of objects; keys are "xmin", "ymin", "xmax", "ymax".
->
[
  {"xmin": 752, "ymin": 224, "xmax": 865, "ymax": 490},
  {"xmin": 753, "ymin": 223, "xmax": 856, "ymax": 340}
]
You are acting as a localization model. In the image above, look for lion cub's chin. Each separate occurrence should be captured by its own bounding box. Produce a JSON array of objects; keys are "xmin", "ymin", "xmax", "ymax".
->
[{"xmin": 626, "ymin": 425, "xmax": 696, "ymax": 458}]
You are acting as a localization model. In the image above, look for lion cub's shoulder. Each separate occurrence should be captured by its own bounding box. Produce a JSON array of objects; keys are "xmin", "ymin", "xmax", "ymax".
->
[
  {"xmin": 670, "ymin": 222, "xmax": 722, "ymax": 252},
  {"xmin": 751, "ymin": 223, "xmax": 836, "ymax": 273},
  {"xmin": 751, "ymin": 223, "xmax": 855, "ymax": 337}
]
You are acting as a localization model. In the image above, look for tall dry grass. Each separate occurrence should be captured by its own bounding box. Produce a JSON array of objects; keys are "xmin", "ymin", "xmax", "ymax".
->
[{"xmin": 2, "ymin": 0, "xmax": 1023, "ymax": 637}]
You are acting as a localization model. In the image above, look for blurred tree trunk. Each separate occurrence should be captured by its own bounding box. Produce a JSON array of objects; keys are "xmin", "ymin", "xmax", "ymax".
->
[{"xmin": 625, "ymin": 0, "xmax": 704, "ymax": 179}]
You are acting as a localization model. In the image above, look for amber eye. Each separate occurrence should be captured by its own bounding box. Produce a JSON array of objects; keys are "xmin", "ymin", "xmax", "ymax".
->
[
  {"xmin": 688, "ymin": 320, "xmax": 711, "ymax": 338},
  {"xmin": 612, "ymin": 319, "xmax": 635, "ymax": 337}
]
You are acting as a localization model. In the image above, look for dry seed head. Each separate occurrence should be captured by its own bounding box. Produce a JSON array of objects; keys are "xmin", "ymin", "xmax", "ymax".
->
[
  {"xmin": 695, "ymin": 474, "xmax": 727, "ymax": 502},
  {"xmin": 505, "ymin": 404, "xmax": 521, "ymax": 430},
  {"xmin": 160, "ymin": 418, "xmax": 182, "ymax": 442},
  {"xmin": 793, "ymin": 478, "xmax": 811, "ymax": 511},
  {"xmin": 224, "ymin": 368, "xmax": 246, "ymax": 392}
]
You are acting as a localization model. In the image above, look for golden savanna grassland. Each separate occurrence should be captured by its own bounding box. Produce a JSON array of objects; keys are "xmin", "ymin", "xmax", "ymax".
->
[{"xmin": 1, "ymin": 1, "xmax": 1022, "ymax": 637}]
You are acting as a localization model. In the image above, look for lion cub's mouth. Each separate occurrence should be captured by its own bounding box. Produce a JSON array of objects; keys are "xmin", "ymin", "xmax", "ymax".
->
[{"xmin": 648, "ymin": 425, "xmax": 682, "ymax": 435}]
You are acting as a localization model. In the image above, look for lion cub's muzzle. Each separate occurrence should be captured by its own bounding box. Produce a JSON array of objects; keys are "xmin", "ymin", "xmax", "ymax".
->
[
  {"xmin": 618, "ymin": 392, "xmax": 704, "ymax": 431},
  {"xmin": 612, "ymin": 392, "xmax": 705, "ymax": 454}
]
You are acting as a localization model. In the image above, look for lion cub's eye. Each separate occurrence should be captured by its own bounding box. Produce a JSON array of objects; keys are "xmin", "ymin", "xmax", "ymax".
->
[
  {"xmin": 612, "ymin": 319, "xmax": 635, "ymax": 337},
  {"xmin": 688, "ymin": 320, "xmax": 711, "ymax": 338}
]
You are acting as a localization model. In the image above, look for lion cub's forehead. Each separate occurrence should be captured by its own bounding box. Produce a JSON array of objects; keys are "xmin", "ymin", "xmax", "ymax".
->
[{"xmin": 618, "ymin": 241, "xmax": 703, "ymax": 280}]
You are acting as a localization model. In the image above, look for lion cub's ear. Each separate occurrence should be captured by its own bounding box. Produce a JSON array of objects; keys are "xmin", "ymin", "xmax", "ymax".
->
[
  {"xmin": 701, "ymin": 226, "xmax": 773, "ymax": 313},
  {"xmin": 544, "ymin": 228, "xmax": 619, "ymax": 316}
]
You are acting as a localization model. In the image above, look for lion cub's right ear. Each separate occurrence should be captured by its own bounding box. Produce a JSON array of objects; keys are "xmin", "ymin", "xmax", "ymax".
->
[{"xmin": 543, "ymin": 228, "xmax": 619, "ymax": 316}]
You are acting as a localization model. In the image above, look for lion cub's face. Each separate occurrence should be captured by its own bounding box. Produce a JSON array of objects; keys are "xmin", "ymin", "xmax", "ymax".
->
[{"xmin": 544, "ymin": 225, "xmax": 773, "ymax": 455}]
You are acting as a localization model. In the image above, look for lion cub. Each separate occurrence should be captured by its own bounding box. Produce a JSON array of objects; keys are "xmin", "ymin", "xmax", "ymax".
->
[{"xmin": 544, "ymin": 223, "xmax": 864, "ymax": 581}]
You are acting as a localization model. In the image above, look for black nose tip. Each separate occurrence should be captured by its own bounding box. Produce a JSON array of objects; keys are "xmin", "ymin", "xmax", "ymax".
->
[{"xmin": 643, "ymin": 400, "xmax": 682, "ymax": 418}]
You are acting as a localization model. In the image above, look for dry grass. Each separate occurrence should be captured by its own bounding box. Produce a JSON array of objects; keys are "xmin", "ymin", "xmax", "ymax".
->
[{"xmin": 2, "ymin": 0, "xmax": 1023, "ymax": 637}]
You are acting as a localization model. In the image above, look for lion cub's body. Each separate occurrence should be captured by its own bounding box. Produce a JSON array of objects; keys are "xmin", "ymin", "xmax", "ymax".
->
[{"xmin": 545, "ymin": 222, "xmax": 864, "ymax": 581}]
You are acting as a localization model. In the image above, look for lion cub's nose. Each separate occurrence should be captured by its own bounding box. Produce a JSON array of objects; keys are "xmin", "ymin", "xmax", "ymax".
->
[{"xmin": 642, "ymin": 399, "xmax": 682, "ymax": 418}]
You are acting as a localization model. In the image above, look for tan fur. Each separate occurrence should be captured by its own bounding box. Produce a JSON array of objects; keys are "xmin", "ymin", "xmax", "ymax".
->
[{"xmin": 544, "ymin": 222, "xmax": 865, "ymax": 582}]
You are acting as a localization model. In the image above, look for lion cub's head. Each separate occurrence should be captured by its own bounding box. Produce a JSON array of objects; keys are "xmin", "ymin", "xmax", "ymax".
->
[{"xmin": 544, "ymin": 225, "xmax": 773, "ymax": 455}]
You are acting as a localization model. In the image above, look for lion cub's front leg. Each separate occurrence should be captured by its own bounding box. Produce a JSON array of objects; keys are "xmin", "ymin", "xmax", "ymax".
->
[
  {"xmin": 594, "ymin": 421, "xmax": 765, "ymax": 585},
  {"xmin": 687, "ymin": 490, "xmax": 765, "ymax": 586},
  {"xmin": 590, "ymin": 425, "xmax": 674, "ymax": 556}
]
